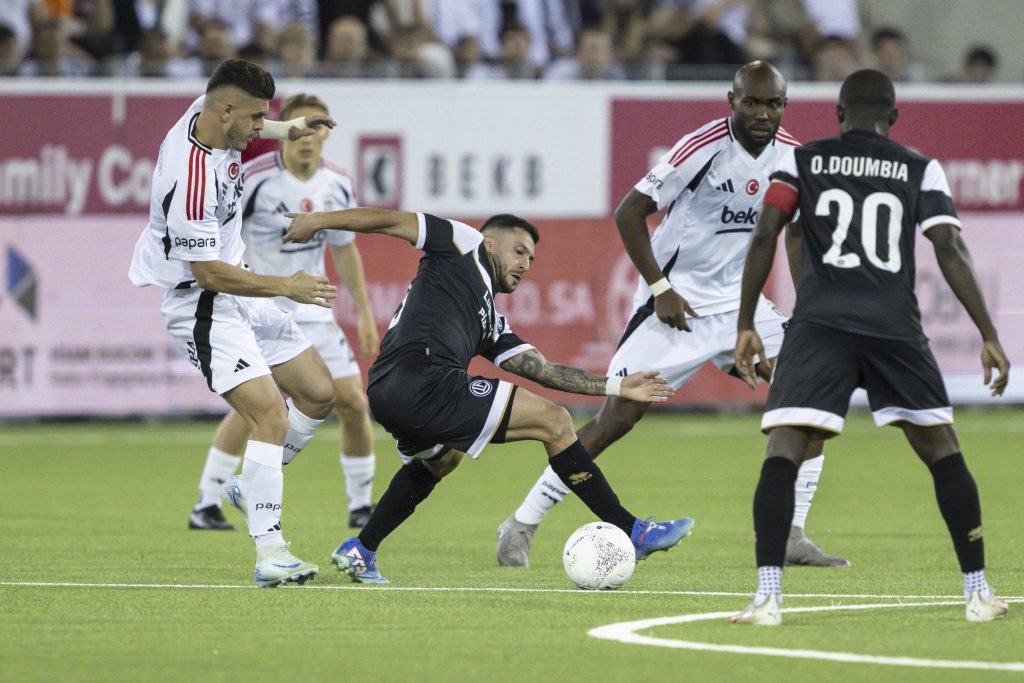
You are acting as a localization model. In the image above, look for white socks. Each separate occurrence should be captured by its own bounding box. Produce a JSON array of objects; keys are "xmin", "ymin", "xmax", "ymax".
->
[
  {"xmin": 195, "ymin": 446, "xmax": 241, "ymax": 510},
  {"xmin": 241, "ymin": 440, "xmax": 284, "ymax": 545},
  {"xmin": 755, "ymin": 565, "xmax": 783, "ymax": 605},
  {"xmin": 964, "ymin": 569, "xmax": 992, "ymax": 599},
  {"xmin": 282, "ymin": 398, "xmax": 326, "ymax": 466},
  {"xmin": 514, "ymin": 465, "xmax": 570, "ymax": 525},
  {"xmin": 340, "ymin": 453, "xmax": 376, "ymax": 510},
  {"xmin": 792, "ymin": 454, "xmax": 824, "ymax": 529}
]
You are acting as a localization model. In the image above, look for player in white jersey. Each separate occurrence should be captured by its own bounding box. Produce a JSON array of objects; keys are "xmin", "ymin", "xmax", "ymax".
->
[
  {"xmin": 129, "ymin": 60, "xmax": 340, "ymax": 587},
  {"xmin": 188, "ymin": 93, "xmax": 381, "ymax": 533},
  {"xmin": 498, "ymin": 61, "xmax": 849, "ymax": 569}
]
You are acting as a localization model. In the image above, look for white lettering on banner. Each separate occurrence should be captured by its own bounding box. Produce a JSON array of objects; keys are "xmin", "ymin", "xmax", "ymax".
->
[
  {"xmin": 944, "ymin": 160, "xmax": 1024, "ymax": 207},
  {"xmin": 98, "ymin": 145, "xmax": 153, "ymax": 207},
  {"xmin": 0, "ymin": 144, "xmax": 93, "ymax": 214},
  {"xmin": 426, "ymin": 153, "xmax": 542, "ymax": 203}
]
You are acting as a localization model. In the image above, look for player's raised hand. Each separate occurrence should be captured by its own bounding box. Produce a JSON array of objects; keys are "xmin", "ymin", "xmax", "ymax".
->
[
  {"xmin": 734, "ymin": 329, "xmax": 767, "ymax": 390},
  {"xmin": 620, "ymin": 371, "xmax": 674, "ymax": 403},
  {"xmin": 283, "ymin": 212, "xmax": 321, "ymax": 244},
  {"xmin": 287, "ymin": 113, "xmax": 337, "ymax": 140},
  {"xmin": 654, "ymin": 289, "xmax": 699, "ymax": 332},
  {"xmin": 981, "ymin": 339, "xmax": 1010, "ymax": 396},
  {"xmin": 357, "ymin": 309, "xmax": 380, "ymax": 355},
  {"xmin": 284, "ymin": 271, "xmax": 337, "ymax": 308}
]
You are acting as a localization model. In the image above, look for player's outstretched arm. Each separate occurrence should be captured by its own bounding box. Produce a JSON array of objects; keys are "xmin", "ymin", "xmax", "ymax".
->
[
  {"xmin": 283, "ymin": 208, "xmax": 420, "ymax": 246},
  {"xmin": 260, "ymin": 113, "xmax": 337, "ymax": 141},
  {"xmin": 616, "ymin": 189, "xmax": 697, "ymax": 331},
  {"xmin": 500, "ymin": 348, "xmax": 673, "ymax": 402},
  {"xmin": 332, "ymin": 243, "xmax": 380, "ymax": 355},
  {"xmin": 926, "ymin": 224, "xmax": 1010, "ymax": 395},
  {"xmin": 189, "ymin": 260, "xmax": 336, "ymax": 308}
]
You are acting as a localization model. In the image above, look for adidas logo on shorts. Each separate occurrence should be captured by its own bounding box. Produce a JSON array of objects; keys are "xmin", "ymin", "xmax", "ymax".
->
[{"xmin": 234, "ymin": 358, "xmax": 251, "ymax": 372}]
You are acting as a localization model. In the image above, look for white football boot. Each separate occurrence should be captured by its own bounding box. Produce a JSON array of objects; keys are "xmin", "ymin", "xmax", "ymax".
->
[
  {"xmin": 965, "ymin": 591, "xmax": 1008, "ymax": 622},
  {"xmin": 731, "ymin": 593, "xmax": 782, "ymax": 626},
  {"xmin": 254, "ymin": 541, "xmax": 319, "ymax": 588}
]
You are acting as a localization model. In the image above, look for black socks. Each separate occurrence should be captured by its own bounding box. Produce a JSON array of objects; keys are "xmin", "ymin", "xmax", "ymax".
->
[
  {"xmin": 549, "ymin": 439, "xmax": 635, "ymax": 535},
  {"xmin": 930, "ymin": 453, "xmax": 985, "ymax": 573},
  {"xmin": 754, "ymin": 456, "xmax": 798, "ymax": 568},
  {"xmin": 359, "ymin": 459, "xmax": 439, "ymax": 551}
]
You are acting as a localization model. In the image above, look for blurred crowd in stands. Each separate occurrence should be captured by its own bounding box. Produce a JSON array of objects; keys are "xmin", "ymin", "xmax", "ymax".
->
[{"xmin": 0, "ymin": 0, "xmax": 1005, "ymax": 83}]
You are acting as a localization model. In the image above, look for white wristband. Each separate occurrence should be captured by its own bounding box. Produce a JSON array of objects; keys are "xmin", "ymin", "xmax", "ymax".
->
[
  {"xmin": 260, "ymin": 117, "xmax": 307, "ymax": 140},
  {"xmin": 649, "ymin": 277, "xmax": 672, "ymax": 296},
  {"xmin": 605, "ymin": 375, "xmax": 623, "ymax": 397}
]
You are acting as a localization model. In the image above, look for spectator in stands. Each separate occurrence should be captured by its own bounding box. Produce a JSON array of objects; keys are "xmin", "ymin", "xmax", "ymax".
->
[
  {"xmin": 647, "ymin": 0, "xmax": 748, "ymax": 73},
  {"xmin": 196, "ymin": 20, "xmax": 236, "ymax": 76},
  {"xmin": 545, "ymin": 26, "xmax": 625, "ymax": 80},
  {"xmin": 278, "ymin": 21, "xmax": 317, "ymax": 78},
  {"xmin": 870, "ymin": 26, "xmax": 922, "ymax": 82},
  {"xmin": 464, "ymin": 21, "xmax": 536, "ymax": 80},
  {"xmin": 746, "ymin": 0, "xmax": 818, "ymax": 68},
  {"xmin": 320, "ymin": 14, "xmax": 381, "ymax": 78},
  {"xmin": 388, "ymin": 25, "xmax": 455, "ymax": 78},
  {"xmin": 238, "ymin": 41, "xmax": 270, "ymax": 68},
  {"xmin": 0, "ymin": 0, "xmax": 44, "ymax": 60},
  {"xmin": 18, "ymin": 17, "xmax": 95, "ymax": 76},
  {"xmin": 317, "ymin": 0, "xmax": 391, "ymax": 59},
  {"xmin": 800, "ymin": 0, "xmax": 861, "ymax": 44},
  {"xmin": 598, "ymin": 0, "xmax": 656, "ymax": 65},
  {"xmin": 811, "ymin": 33, "xmax": 859, "ymax": 81},
  {"xmin": 0, "ymin": 23, "xmax": 22, "ymax": 74},
  {"xmin": 959, "ymin": 45, "xmax": 998, "ymax": 84},
  {"xmin": 190, "ymin": 0, "xmax": 279, "ymax": 55},
  {"xmin": 123, "ymin": 25, "xmax": 201, "ymax": 77}
]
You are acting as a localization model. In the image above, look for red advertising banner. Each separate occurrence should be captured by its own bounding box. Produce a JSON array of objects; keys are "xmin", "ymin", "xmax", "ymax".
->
[{"xmin": 610, "ymin": 97, "xmax": 1024, "ymax": 213}]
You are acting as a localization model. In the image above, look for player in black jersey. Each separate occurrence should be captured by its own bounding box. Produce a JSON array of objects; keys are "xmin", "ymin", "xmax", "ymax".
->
[
  {"xmin": 730, "ymin": 69, "xmax": 1010, "ymax": 625},
  {"xmin": 284, "ymin": 207, "xmax": 695, "ymax": 583}
]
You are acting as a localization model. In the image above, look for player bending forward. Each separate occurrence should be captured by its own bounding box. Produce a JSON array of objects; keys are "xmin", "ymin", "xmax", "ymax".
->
[
  {"xmin": 283, "ymin": 208, "xmax": 694, "ymax": 584},
  {"xmin": 732, "ymin": 69, "xmax": 1010, "ymax": 625}
]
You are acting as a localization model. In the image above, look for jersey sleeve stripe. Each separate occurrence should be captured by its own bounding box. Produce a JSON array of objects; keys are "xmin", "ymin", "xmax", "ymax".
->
[
  {"xmin": 776, "ymin": 127, "xmax": 801, "ymax": 144},
  {"xmin": 668, "ymin": 122, "xmax": 728, "ymax": 166},
  {"xmin": 186, "ymin": 146, "xmax": 196, "ymax": 221},
  {"xmin": 243, "ymin": 159, "xmax": 277, "ymax": 176},
  {"xmin": 198, "ymin": 150, "xmax": 206, "ymax": 220},
  {"xmin": 670, "ymin": 131, "xmax": 729, "ymax": 167},
  {"xmin": 920, "ymin": 215, "xmax": 962, "ymax": 232}
]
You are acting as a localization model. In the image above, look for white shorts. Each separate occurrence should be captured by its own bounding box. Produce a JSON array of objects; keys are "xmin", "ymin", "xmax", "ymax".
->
[
  {"xmin": 299, "ymin": 320, "xmax": 360, "ymax": 379},
  {"xmin": 161, "ymin": 288, "xmax": 311, "ymax": 395},
  {"xmin": 608, "ymin": 296, "xmax": 787, "ymax": 389}
]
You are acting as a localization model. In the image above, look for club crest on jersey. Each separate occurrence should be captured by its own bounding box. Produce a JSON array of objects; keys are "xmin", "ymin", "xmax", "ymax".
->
[
  {"xmin": 228, "ymin": 162, "xmax": 240, "ymax": 180},
  {"xmin": 300, "ymin": 198, "xmax": 314, "ymax": 212},
  {"xmin": 746, "ymin": 179, "xmax": 760, "ymax": 195},
  {"xmin": 470, "ymin": 379, "xmax": 493, "ymax": 397}
]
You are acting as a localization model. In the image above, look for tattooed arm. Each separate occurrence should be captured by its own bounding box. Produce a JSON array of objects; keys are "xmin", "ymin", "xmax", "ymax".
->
[{"xmin": 500, "ymin": 348, "xmax": 673, "ymax": 402}]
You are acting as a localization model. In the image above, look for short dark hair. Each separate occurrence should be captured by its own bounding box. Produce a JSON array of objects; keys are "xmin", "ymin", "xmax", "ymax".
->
[
  {"xmin": 481, "ymin": 214, "xmax": 540, "ymax": 244},
  {"xmin": 206, "ymin": 59, "xmax": 275, "ymax": 100},
  {"xmin": 839, "ymin": 68, "xmax": 896, "ymax": 111},
  {"xmin": 966, "ymin": 45, "xmax": 997, "ymax": 68},
  {"xmin": 871, "ymin": 27, "xmax": 905, "ymax": 49},
  {"xmin": 280, "ymin": 93, "xmax": 329, "ymax": 120}
]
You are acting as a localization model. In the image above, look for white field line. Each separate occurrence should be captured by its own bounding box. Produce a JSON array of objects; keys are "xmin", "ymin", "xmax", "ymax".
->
[
  {"xmin": 589, "ymin": 602, "xmax": 1024, "ymax": 672},
  {"xmin": 0, "ymin": 582, "xmax": 1021, "ymax": 602}
]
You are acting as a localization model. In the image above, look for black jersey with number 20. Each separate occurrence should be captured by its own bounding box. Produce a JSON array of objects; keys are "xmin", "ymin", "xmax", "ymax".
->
[{"xmin": 770, "ymin": 129, "xmax": 961, "ymax": 341}]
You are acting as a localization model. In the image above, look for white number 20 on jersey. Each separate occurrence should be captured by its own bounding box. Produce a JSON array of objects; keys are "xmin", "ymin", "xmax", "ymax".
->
[{"xmin": 815, "ymin": 188, "xmax": 904, "ymax": 273}]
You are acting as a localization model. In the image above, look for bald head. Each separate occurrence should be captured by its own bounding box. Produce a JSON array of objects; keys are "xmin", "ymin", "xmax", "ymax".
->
[
  {"xmin": 732, "ymin": 60, "xmax": 787, "ymax": 98},
  {"xmin": 728, "ymin": 61, "xmax": 788, "ymax": 154}
]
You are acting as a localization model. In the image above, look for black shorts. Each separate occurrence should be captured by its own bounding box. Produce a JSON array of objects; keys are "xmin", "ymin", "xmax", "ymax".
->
[
  {"xmin": 763, "ymin": 321, "xmax": 952, "ymax": 435},
  {"xmin": 367, "ymin": 362, "xmax": 518, "ymax": 459}
]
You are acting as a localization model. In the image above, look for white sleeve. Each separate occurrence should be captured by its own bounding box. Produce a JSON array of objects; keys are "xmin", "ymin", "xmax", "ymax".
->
[
  {"xmin": 918, "ymin": 159, "xmax": 961, "ymax": 232},
  {"xmin": 634, "ymin": 125, "xmax": 726, "ymax": 210}
]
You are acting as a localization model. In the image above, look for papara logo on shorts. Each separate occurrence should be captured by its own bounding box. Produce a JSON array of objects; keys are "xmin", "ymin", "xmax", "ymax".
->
[
  {"xmin": 255, "ymin": 503, "xmax": 282, "ymax": 512},
  {"xmin": 174, "ymin": 237, "xmax": 216, "ymax": 249},
  {"xmin": 470, "ymin": 379, "xmax": 493, "ymax": 397}
]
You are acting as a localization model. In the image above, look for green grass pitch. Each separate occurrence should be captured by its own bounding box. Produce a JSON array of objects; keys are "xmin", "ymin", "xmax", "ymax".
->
[{"xmin": 1, "ymin": 409, "xmax": 1022, "ymax": 682}]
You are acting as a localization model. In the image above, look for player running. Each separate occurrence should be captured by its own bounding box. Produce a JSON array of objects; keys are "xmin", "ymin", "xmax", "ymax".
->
[
  {"xmin": 731, "ymin": 69, "xmax": 1010, "ymax": 625},
  {"xmin": 497, "ymin": 61, "xmax": 847, "ymax": 569}
]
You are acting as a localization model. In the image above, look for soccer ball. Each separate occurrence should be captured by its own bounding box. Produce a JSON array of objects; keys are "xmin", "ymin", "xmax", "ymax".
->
[{"xmin": 563, "ymin": 522, "xmax": 636, "ymax": 590}]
